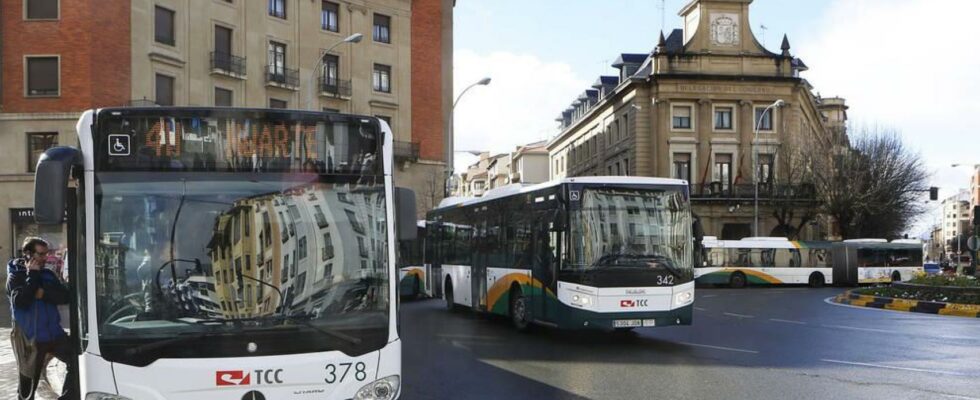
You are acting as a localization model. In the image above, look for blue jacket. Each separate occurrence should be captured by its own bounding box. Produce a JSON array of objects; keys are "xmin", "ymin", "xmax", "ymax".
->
[{"xmin": 6, "ymin": 259, "xmax": 69, "ymax": 342}]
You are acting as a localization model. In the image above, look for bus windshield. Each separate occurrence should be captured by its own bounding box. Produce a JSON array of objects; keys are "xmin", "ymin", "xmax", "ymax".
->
[{"xmin": 567, "ymin": 187, "xmax": 693, "ymax": 279}]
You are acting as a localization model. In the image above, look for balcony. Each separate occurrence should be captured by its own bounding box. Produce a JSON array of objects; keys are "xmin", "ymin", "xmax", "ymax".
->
[
  {"xmin": 393, "ymin": 140, "xmax": 420, "ymax": 162},
  {"xmin": 690, "ymin": 183, "xmax": 817, "ymax": 201},
  {"xmin": 265, "ymin": 66, "xmax": 299, "ymax": 90},
  {"xmin": 318, "ymin": 77, "xmax": 352, "ymax": 98},
  {"xmin": 210, "ymin": 52, "xmax": 246, "ymax": 79}
]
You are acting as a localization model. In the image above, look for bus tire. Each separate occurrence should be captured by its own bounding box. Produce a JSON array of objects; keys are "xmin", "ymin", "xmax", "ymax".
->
[
  {"xmin": 808, "ymin": 272, "xmax": 825, "ymax": 288},
  {"xmin": 444, "ymin": 278, "xmax": 457, "ymax": 312},
  {"xmin": 729, "ymin": 272, "xmax": 747, "ymax": 288},
  {"xmin": 509, "ymin": 286, "xmax": 531, "ymax": 332},
  {"xmin": 891, "ymin": 271, "xmax": 902, "ymax": 283}
]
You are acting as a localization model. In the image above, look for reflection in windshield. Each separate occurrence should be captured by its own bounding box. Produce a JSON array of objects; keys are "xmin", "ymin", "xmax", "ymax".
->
[
  {"xmin": 568, "ymin": 188, "xmax": 692, "ymax": 276},
  {"xmin": 94, "ymin": 173, "xmax": 388, "ymax": 360}
]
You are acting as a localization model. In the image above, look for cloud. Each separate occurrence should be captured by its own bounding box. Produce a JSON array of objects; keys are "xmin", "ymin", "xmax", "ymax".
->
[
  {"xmin": 451, "ymin": 49, "xmax": 588, "ymax": 172},
  {"xmin": 795, "ymin": 0, "xmax": 980, "ymax": 235}
]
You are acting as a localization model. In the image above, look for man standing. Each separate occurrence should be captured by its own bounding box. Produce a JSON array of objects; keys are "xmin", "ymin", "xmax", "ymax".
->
[{"xmin": 7, "ymin": 237, "xmax": 75, "ymax": 400}]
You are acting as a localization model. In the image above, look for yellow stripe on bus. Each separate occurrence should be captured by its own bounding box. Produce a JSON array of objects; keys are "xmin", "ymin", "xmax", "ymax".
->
[
  {"xmin": 722, "ymin": 268, "xmax": 783, "ymax": 284},
  {"xmin": 486, "ymin": 273, "xmax": 555, "ymax": 311}
]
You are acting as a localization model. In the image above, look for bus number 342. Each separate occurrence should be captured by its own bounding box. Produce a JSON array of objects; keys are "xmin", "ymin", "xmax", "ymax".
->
[
  {"xmin": 657, "ymin": 275, "xmax": 674, "ymax": 286},
  {"xmin": 324, "ymin": 362, "xmax": 367, "ymax": 384}
]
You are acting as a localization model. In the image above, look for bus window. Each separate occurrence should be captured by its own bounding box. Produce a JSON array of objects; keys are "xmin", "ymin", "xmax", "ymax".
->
[
  {"xmin": 773, "ymin": 249, "xmax": 801, "ymax": 268},
  {"xmin": 759, "ymin": 249, "xmax": 775, "ymax": 268},
  {"xmin": 732, "ymin": 249, "xmax": 752, "ymax": 267},
  {"xmin": 707, "ymin": 248, "xmax": 725, "ymax": 267}
]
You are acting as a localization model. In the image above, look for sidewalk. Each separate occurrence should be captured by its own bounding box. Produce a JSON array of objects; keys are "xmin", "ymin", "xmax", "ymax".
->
[{"xmin": 0, "ymin": 327, "xmax": 64, "ymax": 400}]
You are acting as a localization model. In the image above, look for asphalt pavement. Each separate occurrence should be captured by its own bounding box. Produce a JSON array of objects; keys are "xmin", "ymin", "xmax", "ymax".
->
[{"xmin": 400, "ymin": 287, "xmax": 980, "ymax": 400}]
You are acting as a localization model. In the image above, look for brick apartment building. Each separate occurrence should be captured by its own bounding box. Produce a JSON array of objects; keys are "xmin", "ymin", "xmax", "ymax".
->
[{"xmin": 0, "ymin": 0, "xmax": 453, "ymax": 258}]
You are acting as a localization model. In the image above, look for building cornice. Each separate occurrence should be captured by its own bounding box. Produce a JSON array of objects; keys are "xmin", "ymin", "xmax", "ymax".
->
[{"xmin": 0, "ymin": 112, "xmax": 81, "ymax": 121}]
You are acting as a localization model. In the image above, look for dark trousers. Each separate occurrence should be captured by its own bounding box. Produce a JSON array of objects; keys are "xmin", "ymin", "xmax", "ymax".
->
[{"xmin": 17, "ymin": 334, "xmax": 77, "ymax": 400}]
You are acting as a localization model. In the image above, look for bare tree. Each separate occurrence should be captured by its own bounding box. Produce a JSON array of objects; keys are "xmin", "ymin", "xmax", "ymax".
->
[
  {"xmin": 417, "ymin": 168, "xmax": 447, "ymax": 218},
  {"xmin": 810, "ymin": 125, "xmax": 929, "ymax": 239},
  {"xmin": 768, "ymin": 138, "xmax": 820, "ymax": 240}
]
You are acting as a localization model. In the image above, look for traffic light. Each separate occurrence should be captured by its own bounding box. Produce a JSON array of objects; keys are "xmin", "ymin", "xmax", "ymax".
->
[{"xmin": 929, "ymin": 187, "xmax": 939, "ymax": 201}]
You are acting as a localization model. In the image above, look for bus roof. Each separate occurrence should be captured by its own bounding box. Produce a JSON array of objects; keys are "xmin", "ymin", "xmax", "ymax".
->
[{"xmin": 437, "ymin": 176, "xmax": 688, "ymax": 211}]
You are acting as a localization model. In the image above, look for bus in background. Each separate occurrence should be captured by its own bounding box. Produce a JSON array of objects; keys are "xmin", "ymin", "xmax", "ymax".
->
[
  {"xmin": 33, "ymin": 107, "xmax": 416, "ymax": 400},
  {"xmin": 696, "ymin": 237, "xmax": 832, "ymax": 288},
  {"xmin": 398, "ymin": 221, "xmax": 430, "ymax": 299},
  {"xmin": 428, "ymin": 177, "xmax": 695, "ymax": 331},
  {"xmin": 832, "ymin": 239, "xmax": 924, "ymax": 285}
]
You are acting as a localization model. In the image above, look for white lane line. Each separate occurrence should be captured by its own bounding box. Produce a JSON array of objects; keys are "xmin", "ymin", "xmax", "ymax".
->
[
  {"xmin": 693, "ymin": 306, "xmax": 708, "ymax": 311},
  {"xmin": 680, "ymin": 341, "xmax": 759, "ymax": 354},
  {"xmin": 723, "ymin": 312, "xmax": 755, "ymax": 319},
  {"xmin": 939, "ymin": 394, "xmax": 980, "ymax": 400},
  {"xmin": 820, "ymin": 359, "xmax": 971, "ymax": 377},
  {"xmin": 769, "ymin": 318, "xmax": 806, "ymax": 325},
  {"xmin": 702, "ymin": 294, "xmax": 718, "ymax": 298},
  {"xmin": 819, "ymin": 324, "xmax": 896, "ymax": 334}
]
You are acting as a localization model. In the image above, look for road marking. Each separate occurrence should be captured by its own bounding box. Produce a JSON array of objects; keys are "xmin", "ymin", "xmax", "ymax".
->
[
  {"xmin": 769, "ymin": 318, "xmax": 806, "ymax": 325},
  {"xmin": 819, "ymin": 324, "xmax": 896, "ymax": 334},
  {"xmin": 693, "ymin": 306, "xmax": 708, "ymax": 311},
  {"xmin": 723, "ymin": 312, "xmax": 755, "ymax": 319},
  {"xmin": 680, "ymin": 342, "xmax": 759, "ymax": 354},
  {"xmin": 939, "ymin": 394, "xmax": 980, "ymax": 400},
  {"xmin": 820, "ymin": 359, "xmax": 971, "ymax": 377},
  {"xmin": 702, "ymin": 294, "xmax": 718, "ymax": 298}
]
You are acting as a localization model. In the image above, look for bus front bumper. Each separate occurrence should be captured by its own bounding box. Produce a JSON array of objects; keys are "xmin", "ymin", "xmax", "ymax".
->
[{"xmin": 556, "ymin": 304, "xmax": 694, "ymax": 330}]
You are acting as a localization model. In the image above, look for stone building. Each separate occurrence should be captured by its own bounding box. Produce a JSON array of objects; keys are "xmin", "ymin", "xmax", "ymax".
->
[
  {"xmin": 0, "ymin": 0, "xmax": 452, "ymax": 258},
  {"xmin": 548, "ymin": 0, "xmax": 846, "ymax": 240},
  {"xmin": 940, "ymin": 189, "xmax": 971, "ymax": 258}
]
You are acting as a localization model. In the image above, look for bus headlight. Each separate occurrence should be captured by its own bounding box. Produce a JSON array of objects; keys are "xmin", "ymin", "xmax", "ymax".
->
[
  {"xmin": 571, "ymin": 293, "xmax": 595, "ymax": 307},
  {"xmin": 86, "ymin": 393, "xmax": 133, "ymax": 400},
  {"xmin": 354, "ymin": 375, "xmax": 400, "ymax": 400},
  {"xmin": 674, "ymin": 290, "xmax": 694, "ymax": 307}
]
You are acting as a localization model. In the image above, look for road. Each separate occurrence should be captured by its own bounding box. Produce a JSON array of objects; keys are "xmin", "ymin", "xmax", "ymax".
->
[{"xmin": 401, "ymin": 287, "xmax": 980, "ymax": 400}]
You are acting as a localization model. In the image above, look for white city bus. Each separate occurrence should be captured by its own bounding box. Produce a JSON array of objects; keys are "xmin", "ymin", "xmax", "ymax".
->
[
  {"xmin": 428, "ymin": 177, "xmax": 695, "ymax": 331},
  {"xmin": 33, "ymin": 107, "xmax": 417, "ymax": 400},
  {"xmin": 397, "ymin": 221, "xmax": 431, "ymax": 299},
  {"xmin": 695, "ymin": 237, "xmax": 833, "ymax": 288},
  {"xmin": 831, "ymin": 239, "xmax": 924, "ymax": 285}
]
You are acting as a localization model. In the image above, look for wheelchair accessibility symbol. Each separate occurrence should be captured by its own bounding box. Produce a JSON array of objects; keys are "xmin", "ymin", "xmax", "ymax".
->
[
  {"xmin": 569, "ymin": 190, "xmax": 580, "ymax": 201},
  {"xmin": 108, "ymin": 134, "xmax": 130, "ymax": 156}
]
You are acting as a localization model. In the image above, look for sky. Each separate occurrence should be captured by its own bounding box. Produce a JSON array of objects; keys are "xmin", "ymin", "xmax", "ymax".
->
[{"xmin": 451, "ymin": 0, "xmax": 980, "ymax": 236}]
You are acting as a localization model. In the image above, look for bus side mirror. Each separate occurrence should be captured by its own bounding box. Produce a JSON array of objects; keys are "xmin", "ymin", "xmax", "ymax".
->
[
  {"xmin": 394, "ymin": 187, "xmax": 417, "ymax": 241},
  {"xmin": 34, "ymin": 147, "xmax": 81, "ymax": 225}
]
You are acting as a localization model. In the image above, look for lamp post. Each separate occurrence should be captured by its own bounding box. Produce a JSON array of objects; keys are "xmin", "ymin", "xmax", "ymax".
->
[
  {"xmin": 445, "ymin": 77, "xmax": 491, "ymax": 195},
  {"xmin": 753, "ymin": 99, "xmax": 785, "ymax": 237},
  {"xmin": 306, "ymin": 33, "xmax": 363, "ymax": 110}
]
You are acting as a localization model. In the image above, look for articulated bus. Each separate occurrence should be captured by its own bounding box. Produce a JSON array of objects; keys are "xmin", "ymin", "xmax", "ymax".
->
[
  {"xmin": 695, "ymin": 237, "xmax": 833, "ymax": 288},
  {"xmin": 33, "ymin": 107, "xmax": 417, "ymax": 400},
  {"xmin": 397, "ymin": 221, "xmax": 431, "ymax": 299},
  {"xmin": 427, "ymin": 177, "xmax": 695, "ymax": 331},
  {"xmin": 832, "ymin": 239, "xmax": 924, "ymax": 285}
]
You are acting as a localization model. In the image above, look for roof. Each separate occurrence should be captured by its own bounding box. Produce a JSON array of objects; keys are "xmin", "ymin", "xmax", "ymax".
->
[
  {"xmin": 435, "ymin": 176, "xmax": 689, "ymax": 210},
  {"xmin": 612, "ymin": 53, "xmax": 649, "ymax": 67},
  {"xmin": 664, "ymin": 29, "xmax": 684, "ymax": 54},
  {"xmin": 592, "ymin": 76, "xmax": 620, "ymax": 88}
]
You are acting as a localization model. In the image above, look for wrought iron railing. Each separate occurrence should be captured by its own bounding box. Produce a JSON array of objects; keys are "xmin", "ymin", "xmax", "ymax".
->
[
  {"xmin": 318, "ymin": 77, "xmax": 352, "ymax": 97},
  {"xmin": 265, "ymin": 66, "xmax": 299, "ymax": 88},
  {"xmin": 690, "ymin": 183, "xmax": 817, "ymax": 200},
  {"xmin": 393, "ymin": 140, "xmax": 420, "ymax": 162},
  {"xmin": 210, "ymin": 52, "xmax": 246, "ymax": 76}
]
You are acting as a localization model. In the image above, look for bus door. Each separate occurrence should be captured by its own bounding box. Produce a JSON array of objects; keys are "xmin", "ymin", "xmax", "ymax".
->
[{"xmin": 531, "ymin": 212, "xmax": 557, "ymax": 323}]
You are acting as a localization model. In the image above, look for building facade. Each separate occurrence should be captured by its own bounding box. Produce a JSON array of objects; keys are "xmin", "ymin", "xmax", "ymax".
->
[
  {"xmin": 548, "ymin": 0, "xmax": 845, "ymax": 240},
  {"xmin": 0, "ymin": 0, "xmax": 452, "ymax": 258},
  {"xmin": 940, "ymin": 189, "xmax": 971, "ymax": 258},
  {"xmin": 510, "ymin": 140, "xmax": 549, "ymax": 185}
]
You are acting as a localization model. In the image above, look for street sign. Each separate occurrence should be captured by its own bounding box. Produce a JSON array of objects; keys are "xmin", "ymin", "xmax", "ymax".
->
[{"xmin": 969, "ymin": 236, "xmax": 979, "ymax": 252}]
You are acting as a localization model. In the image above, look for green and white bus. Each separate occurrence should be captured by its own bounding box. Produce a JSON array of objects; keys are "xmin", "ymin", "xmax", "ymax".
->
[
  {"xmin": 695, "ymin": 237, "xmax": 833, "ymax": 288},
  {"xmin": 427, "ymin": 177, "xmax": 695, "ymax": 331}
]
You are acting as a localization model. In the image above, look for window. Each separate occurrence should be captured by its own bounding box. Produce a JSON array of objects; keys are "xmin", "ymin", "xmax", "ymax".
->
[
  {"xmin": 26, "ymin": 0, "xmax": 58, "ymax": 19},
  {"xmin": 624, "ymin": 159, "xmax": 630, "ymax": 176},
  {"xmin": 346, "ymin": 210, "xmax": 364, "ymax": 233},
  {"xmin": 373, "ymin": 64, "xmax": 391, "ymax": 93},
  {"xmin": 27, "ymin": 133, "xmax": 58, "ymax": 172},
  {"xmin": 214, "ymin": 87, "xmax": 232, "ymax": 107},
  {"xmin": 321, "ymin": 232, "xmax": 334, "ymax": 261},
  {"xmin": 25, "ymin": 57, "xmax": 59, "ymax": 96},
  {"xmin": 154, "ymin": 6, "xmax": 175, "ymax": 46},
  {"xmin": 357, "ymin": 236, "xmax": 368, "ymax": 257},
  {"xmin": 269, "ymin": 98, "xmax": 287, "ymax": 109},
  {"xmin": 672, "ymin": 105, "xmax": 692, "ymax": 129},
  {"xmin": 715, "ymin": 106, "xmax": 734, "ymax": 130},
  {"xmin": 673, "ymin": 153, "xmax": 691, "ymax": 182},
  {"xmin": 313, "ymin": 205, "xmax": 329, "ymax": 229},
  {"xmin": 755, "ymin": 107, "xmax": 774, "ymax": 131},
  {"xmin": 155, "ymin": 73, "xmax": 174, "ymax": 106},
  {"xmin": 321, "ymin": 1, "xmax": 339, "ymax": 32},
  {"xmin": 373, "ymin": 13, "xmax": 391, "ymax": 43},
  {"xmin": 268, "ymin": 41, "xmax": 286, "ymax": 77},
  {"xmin": 715, "ymin": 153, "xmax": 733, "ymax": 192},
  {"xmin": 298, "ymin": 236, "xmax": 307, "ymax": 260},
  {"xmin": 268, "ymin": 0, "xmax": 286, "ymax": 18},
  {"xmin": 759, "ymin": 154, "xmax": 775, "ymax": 184},
  {"xmin": 214, "ymin": 25, "xmax": 232, "ymax": 57},
  {"xmin": 322, "ymin": 54, "xmax": 339, "ymax": 85}
]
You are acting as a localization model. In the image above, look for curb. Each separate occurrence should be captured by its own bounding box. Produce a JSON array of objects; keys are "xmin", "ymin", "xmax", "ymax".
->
[{"xmin": 833, "ymin": 290, "xmax": 980, "ymax": 318}]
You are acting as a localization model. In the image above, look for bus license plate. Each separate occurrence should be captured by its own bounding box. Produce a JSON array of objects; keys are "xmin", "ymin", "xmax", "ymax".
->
[
  {"xmin": 642, "ymin": 319, "xmax": 657, "ymax": 327},
  {"xmin": 614, "ymin": 319, "xmax": 642, "ymax": 328}
]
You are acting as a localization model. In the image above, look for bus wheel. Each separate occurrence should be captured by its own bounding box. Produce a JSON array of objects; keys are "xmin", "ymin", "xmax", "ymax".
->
[
  {"xmin": 445, "ymin": 279, "xmax": 457, "ymax": 312},
  {"xmin": 729, "ymin": 272, "xmax": 747, "ymax": 288},
  {"xmin": 891, "ymin": 271, "xmax": 902, "ymax": 283},
  {"xmin": 509, "ymin": 287, "xmax": 531, "ymax": 331},
  {"xmin": 808, "ymin": 272, "xmax": 825, "ymax": 288}
]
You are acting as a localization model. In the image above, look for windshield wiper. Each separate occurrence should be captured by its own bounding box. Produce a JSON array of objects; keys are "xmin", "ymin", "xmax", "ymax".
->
[
  {"xmin": 191, "ymin": 314, "xmax": 362, "ymax": 346},
  {"xmin": 125, "ymin": 330, "xmax": 212, "ymax": 356}
]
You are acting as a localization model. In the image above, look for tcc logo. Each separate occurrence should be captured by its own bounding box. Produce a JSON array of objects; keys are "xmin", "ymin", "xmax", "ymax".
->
[
  {"xmin": 217, "ymin": 370, "xmax": 251, "ymax": 386},
  {"xmin": 620, "ymin": 299, "xmax": 649, "ymax": 308}
]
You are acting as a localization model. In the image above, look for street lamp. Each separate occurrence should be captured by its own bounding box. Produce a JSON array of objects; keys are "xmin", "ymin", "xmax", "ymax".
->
[
  {"xmin": 446, "ymin": 77, "xmax": 491, "ymax": 179},
  {"xmin": 306, "ymin": 33, "xmax": 363, "ymax": 110},
  {"xmin": 753, "ymin": 99, "xmax": 785, "ymax": 237}
]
